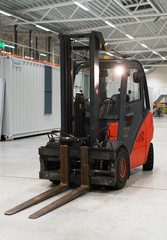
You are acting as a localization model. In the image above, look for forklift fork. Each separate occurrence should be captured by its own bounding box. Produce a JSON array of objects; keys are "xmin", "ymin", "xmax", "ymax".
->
[{"xmin": 5, "ymin": 146, "xmax": 90, "ymax": 219}]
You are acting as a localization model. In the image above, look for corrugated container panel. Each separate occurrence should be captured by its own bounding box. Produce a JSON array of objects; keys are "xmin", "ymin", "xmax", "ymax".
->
[{"xmin": 0, "ymin": 56, "xmax": 61, "ymax": 139}]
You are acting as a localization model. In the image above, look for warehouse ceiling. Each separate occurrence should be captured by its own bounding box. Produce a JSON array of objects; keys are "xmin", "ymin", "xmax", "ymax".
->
[{"xmin": 0, "ymin": 0, "xmax": 167, "ymax": 66}]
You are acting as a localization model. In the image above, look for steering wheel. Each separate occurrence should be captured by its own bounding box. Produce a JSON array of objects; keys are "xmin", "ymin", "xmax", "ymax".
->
[{"xmin": 101, "ymin": 97, "xmax": 116, "ymax": 104}]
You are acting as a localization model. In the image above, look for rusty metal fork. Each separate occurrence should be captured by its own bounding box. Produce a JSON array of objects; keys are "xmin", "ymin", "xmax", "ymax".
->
[
  {"xmin": 4, "ymin": 145, "xmax": 69, "ymax": 216},
  {"xmin": 29, "ymin": 146, "xmax": 90, "ymax": 219}
]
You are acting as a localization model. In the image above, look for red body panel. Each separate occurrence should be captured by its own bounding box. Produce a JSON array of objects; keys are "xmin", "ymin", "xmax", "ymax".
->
[
  {"xmin": 107, "ymin": 122, "xmax": 118, "ymax": 141},
  {"xmin": 130, "ymin": 112, "xmax": 154, "ymax": 169}
]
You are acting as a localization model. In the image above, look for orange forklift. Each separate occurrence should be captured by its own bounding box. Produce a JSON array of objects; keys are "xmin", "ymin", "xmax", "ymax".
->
[{"xmin": 5, "ymin": 31, "xmax": 154, "ymax": 219}]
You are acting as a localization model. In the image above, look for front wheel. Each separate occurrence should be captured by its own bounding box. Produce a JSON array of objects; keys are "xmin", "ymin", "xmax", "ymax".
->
[
  {"xmin": 143, "ymin": 143, "xmax": 154, "ymax": 171},
  {"xmin": 115, "ymin": 148, "xmax": 129, "ymax": 189}
]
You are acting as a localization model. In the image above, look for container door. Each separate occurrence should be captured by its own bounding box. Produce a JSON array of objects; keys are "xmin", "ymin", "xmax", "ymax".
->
[{"xmin": 0, "ymin": 78, "xmax": 5, "ymax": 140}]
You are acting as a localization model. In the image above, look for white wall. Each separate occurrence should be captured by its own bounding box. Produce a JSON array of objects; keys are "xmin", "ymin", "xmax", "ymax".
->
[{"xmin": 146, "ymin": 67, "xmax": 167, "ymax": 96}]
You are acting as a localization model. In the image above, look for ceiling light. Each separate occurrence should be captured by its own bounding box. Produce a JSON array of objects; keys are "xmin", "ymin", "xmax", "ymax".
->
[
  {"xmin": 126, "ymin": 34, "xmax": 134, "ymax": 40},
  {"xmin": 74, "ymin": 1, "xmax": 89, "ymax": 11},
  {"xmin": 161, "ymin": 56, "xmax": 166, "ymax": 60},
  {"xmin": 40, "ymin": 53, "xmax": 46, "ymax": 57},
  {"xmin": 2, "ymin": 51, "xmax": 11, "ymax": 54},
  {"xmin": 5, "ymin": 44, "xmax": 15, "ymax": 49},
  {"xmin": 0, "ymin": 10, "xmax": 11, "ymax": 17},
  {"xmin": 141, "ymin": 43, "xmax": 148, "ymax": 49},
  {"xmin": 144, "ymin": 67, "xmax": 154, "ymax": 74},
  {"xmin": 105, "ymin": 21, "xmax": 115, "ymax": 28},
  {"xmin": 36, "ymin": 25, "xmax": 50, "ymax": 32},
  {"xmin": 152, "ymin": 51, "xmax": 158, "ymax": 55},
  {"xmin": 106, "ymin": 52, "xmax": 113, "ymax": 57}
]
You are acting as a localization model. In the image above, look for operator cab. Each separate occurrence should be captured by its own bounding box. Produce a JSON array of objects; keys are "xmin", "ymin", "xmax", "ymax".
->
[{"xmin": 73, "ymin": 58, "xmax": 149, "ymax": 153}]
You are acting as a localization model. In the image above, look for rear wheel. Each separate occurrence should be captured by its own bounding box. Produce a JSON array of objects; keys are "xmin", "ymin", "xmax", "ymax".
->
[
  {"xmin": 115, "ymin": 148, "xmax": 129, "ymax": 189},
  {"xmin": 143, "ymin": 143, "xmax": 154, "ymax": 171}
]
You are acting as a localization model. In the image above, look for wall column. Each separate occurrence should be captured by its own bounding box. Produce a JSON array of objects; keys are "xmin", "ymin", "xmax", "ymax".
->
[
  {"xmin": 48, "ymin": 36, "xmax": 52, "ymax": 62},
  {"xmin": 0, "ymin": 20, "xmax": 2, "ymax": 39},
  {"xmin": 14, "ymin": 25, "xmax": 18, "ymax": 55},
  {"xmin": 29, "ymin": 29, "xmax": 32, "ymax": 57},
  {"xmin": 35, "ymin": 37, "xmax": 38, "ymax": 60}
]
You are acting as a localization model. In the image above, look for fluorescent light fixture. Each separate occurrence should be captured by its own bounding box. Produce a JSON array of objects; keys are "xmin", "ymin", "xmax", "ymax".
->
[
  {"xmin": 5, "ymin": 44, "xmax": 15, "ymax": 49},
  {"xmin": 1, "ymin": 50, "xmax": 11, "ymax": 54},
  {"xmin": 25, "ymin": 56, "xmax": 34, "ymax": 59},
  {"xmin": 144, "ymin": 67, "xmax": 153, "ymax": 74},
  {"xmin": 40, "ymin": 53, "xmax": 47, "ymax": 57},
  {"xmin": 36, "ymin": 25, "xmax": 50, "ymax": 32},
  {"xmin": 161, "ymin": 56, "xmax": 166, "ymax": 60},
  {"xmin": 141, "ymin": 43, "xmax": 148, "ymax": 49},
  {"xmin": 152, "ymin": 50, "xmax": 158, "ymax": 55},
  {"xmin": 0, "ymin": 10, "xmax": 11, "ymax": 17},
  {"xmin": 106, "ymin": 52, "xmax": 113, "ymax": 57},
  {"xmin": 70, "ymin": 38, "xmax": 78, "ymax": 43},
  {"xmin": 126, "ymin": 34, "xmax": 134, "ymax": 40},
  {"xmin": 74, "ymin": 1, "xmax": 89, "ymax": 11},
  {"xmin": 105, "ymin": 21, "xmax": 116, "ymax": 28}
]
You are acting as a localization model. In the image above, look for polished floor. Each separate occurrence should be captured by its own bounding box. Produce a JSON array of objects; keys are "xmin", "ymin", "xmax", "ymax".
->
[{"xmin": 0, "ymin": 117, "xmax": 167, "ymax": 240}]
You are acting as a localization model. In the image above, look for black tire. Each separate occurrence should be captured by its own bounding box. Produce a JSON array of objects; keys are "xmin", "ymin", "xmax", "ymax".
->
[
  {"xmin": 114, "ymin": 148, "xmax": 129, "ymax": 190},
  {"xmin": 143, "ymin": 143, "xmax": 154, "ymax": 171}
]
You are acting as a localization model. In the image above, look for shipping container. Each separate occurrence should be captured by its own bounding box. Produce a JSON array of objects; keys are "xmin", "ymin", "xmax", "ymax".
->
[{"xmin": 0, "ymin": 56, "xmax": 61, "ymax": 139}]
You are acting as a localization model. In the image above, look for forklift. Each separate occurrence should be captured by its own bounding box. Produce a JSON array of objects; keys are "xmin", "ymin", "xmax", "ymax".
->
[{"xmin": 5, "ymin": 31, "xmax": 154, "ymax": 219}]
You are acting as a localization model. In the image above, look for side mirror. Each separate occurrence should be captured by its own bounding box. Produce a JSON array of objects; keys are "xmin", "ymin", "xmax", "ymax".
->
[{"xmin": 133, "ymin": 72, "xmax": 141, "ymax": 83}]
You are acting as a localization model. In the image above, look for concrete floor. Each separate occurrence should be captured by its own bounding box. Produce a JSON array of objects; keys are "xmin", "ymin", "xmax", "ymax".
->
[{"xmin": 0, "ymin": 117, "xmax": 167, "ymax": 240}]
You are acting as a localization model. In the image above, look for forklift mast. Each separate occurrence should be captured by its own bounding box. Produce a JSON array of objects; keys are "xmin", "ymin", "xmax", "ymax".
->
[{"xmin": 59, "ymin": 32, "xmax": 105, "ymax": 147}]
